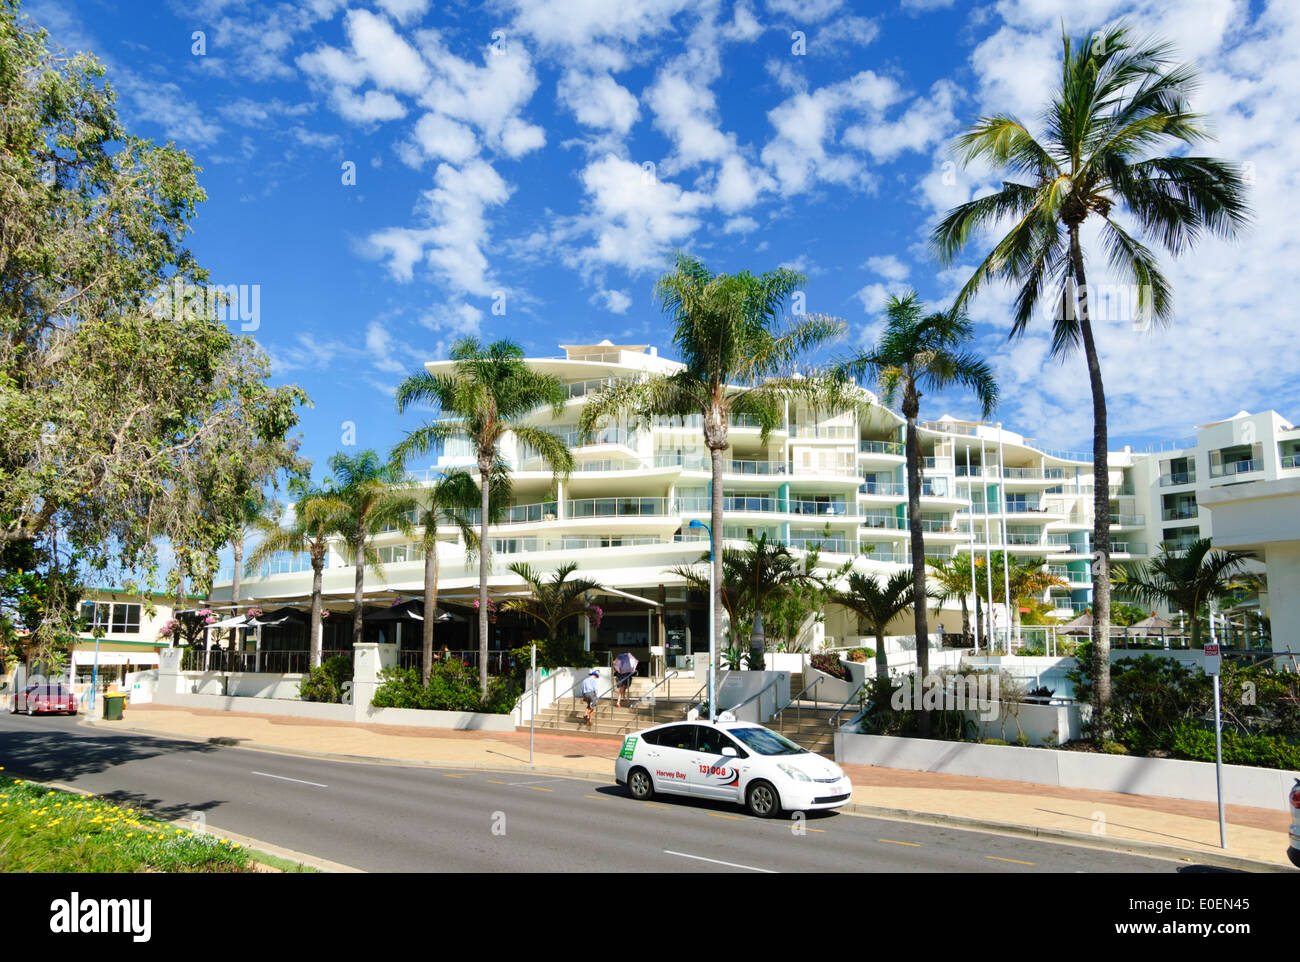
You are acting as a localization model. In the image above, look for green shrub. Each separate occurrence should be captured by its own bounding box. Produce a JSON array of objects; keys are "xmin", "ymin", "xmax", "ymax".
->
[
  {"xmin": 506, "ymin": 636, "xmax": 597, "ymax": 682},
  {"xmin": 370, "ymin": 659, "xmax": 521, "ymax": 714},
  {"xmin": 299, "ymin": 655, "xmax": 353, "ymax": 703},
  {"xmin": 810, "ymin": 652, "xmax": 849, "ymax": 680},
  {"xmin": 1165, "ymin": 720, "xmax": 1300, "ymax": 769}
]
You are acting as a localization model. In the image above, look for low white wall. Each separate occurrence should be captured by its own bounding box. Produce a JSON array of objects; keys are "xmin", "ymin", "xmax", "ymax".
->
[
  {"xmin": 804, "ymin": 665, "xmax": 858, "ymax": 705},
  {"xmin": 965, "ymin": 700, "xmax": 1084, "ymax": 746},
  {"xmin": 361, "ymin": 705, "xmax": 516, "ymax": 731},
  {"xmin": 835, "ymin": 731, "xmax": 1300, "ymax": 812},
  {"xmin": 172, "ymin": 671, "xmax": 306, "ymax": 699},
  {"xmin": 152, "ymin": 688, "xmax": 356, "ymax": 722},
  {"xmin": 125, "ymin": 669, "xmax": 158, "ymax": 704},
  {"xmin": 716, "ymin": 670, "xmax": 790, "ymax": 720}
]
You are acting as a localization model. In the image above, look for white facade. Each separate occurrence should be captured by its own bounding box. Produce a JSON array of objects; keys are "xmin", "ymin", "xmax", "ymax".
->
[{"xmin": 215, "ymin": 342, "xmax": 1296, "ymax": 653}]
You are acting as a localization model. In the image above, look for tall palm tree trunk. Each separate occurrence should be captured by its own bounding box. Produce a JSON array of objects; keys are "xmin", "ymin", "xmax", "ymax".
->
[
  {"xmin": 352, "ymin": 539, "xmax": 365, "ymax": 652},
  {"xmin": 903, "ymin": 385, "xmax": 931, "ymax": 736},
  {"xmin": 422, "ymin": 540, "xmax": 439, "ymax": 686},
  {"xmin": 478, "ymin": 456, "xmax": 492, "ymax": 697},
  {"xmin": 1070, "ymin": 227, "xmax": 1112, "ymax": 737},
  {"xmin": 309, "ymin": 554, "xmax": 324, "ymax": 670},
  {"xmin": 709, "ymin": 442, "xmax": 725, "ymax": 691}
]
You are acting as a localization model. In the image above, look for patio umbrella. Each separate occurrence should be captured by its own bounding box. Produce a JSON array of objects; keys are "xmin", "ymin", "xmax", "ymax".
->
[
  {"xmin": 613, "ymin": 652, "xmax": 638, "ymax": 674},
  {"xmin": 247, "ymin": 607, "xmax": 308, "ymax": 627},
  {"xmin": 1060, "ymin": 612, "xmax": 1093, "ymax": 635},
  {"xmin": 363, "ymin": 600, "xmax": 457, "ymax": 623},
  {"xmin": 1128, "ymin": 614, "xmax": 1175, "ymax": 638}
]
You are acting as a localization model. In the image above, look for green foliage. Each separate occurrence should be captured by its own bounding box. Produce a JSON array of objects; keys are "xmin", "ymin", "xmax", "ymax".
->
[
  {"xmin": 370, "ymin": 659, "xmax": 521, "ymax": 714},
  {"xmin": 0, "ymin": 3, "xmax": 307, "ymax": 628},
  {"xmin": 809, "ymin": 653, "xmax": 849, "ymax": 680},
  {"xmin": 298, "ymin": 655, "xmax": 354, "ymax": 704},
  {"xmin": 1166, "ymin": 720, "xmax": 1300, "ymax": 770},
  {"xmin": 506, "ymin": 637, "xmax": 598, "ymax": 681},
  {"xmin": 1067, "ymin": 642, "xmax": 1300, "ymax": 764}
]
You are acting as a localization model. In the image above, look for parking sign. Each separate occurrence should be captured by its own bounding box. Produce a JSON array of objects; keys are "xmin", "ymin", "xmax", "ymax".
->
[{"xmin": 1204, "ymin": 643, "xmax": 1221, "ymax": 675}]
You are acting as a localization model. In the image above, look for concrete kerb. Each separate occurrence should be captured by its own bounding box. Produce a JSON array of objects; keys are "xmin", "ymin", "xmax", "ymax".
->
[
  {"xmin": 837, "ymin": 801, "xmax": 1292, "ymax": 874},
  {"xmin": 9, "ymin": 772, "xmax": 361, "ymax": 874},
  {"xmin": 80, "ymin": 716, "xmax": 1291, "ymax": 871}
]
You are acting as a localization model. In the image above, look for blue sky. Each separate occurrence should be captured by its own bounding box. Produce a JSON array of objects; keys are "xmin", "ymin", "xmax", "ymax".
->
[{"xmin": 28, "ymin": 0, "xmax": 1300, "ymax": 481}]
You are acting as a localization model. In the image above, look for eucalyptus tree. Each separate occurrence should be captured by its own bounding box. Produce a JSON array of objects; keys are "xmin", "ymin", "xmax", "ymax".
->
[
  {"xmin": 244, "ymin": 479, "xmax": 347, "ymax": 669},
  {"xmin": 580, "ymin": 253, "xmax": 846, "ymax": 664},
  {"xmin": 835, "ymin": 292, "xmax": 997, "ymax": 729},
  {"xmin": 1113, "ymin": 538, "xmax": 1251, "ymax": 649},
  {"xmin": 932, "ymin": 23, "xmax": 1250, "ymax": 729},
  {"xmin": 323, "ymin": 451, "xmax": 419, "ymax": 655},
  {"xmin": 393, "ymin": 338, "xmax": 573, "ymax": 696}
]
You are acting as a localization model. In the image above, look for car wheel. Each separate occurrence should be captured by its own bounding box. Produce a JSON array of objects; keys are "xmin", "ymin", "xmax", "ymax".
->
[
  {"xmin": 746, "ymin": 780, "xmax": 781, "ymax": 819},
  {"xmin": 627, "ymin": 767, "xmax": 654, "ymax": 801}
]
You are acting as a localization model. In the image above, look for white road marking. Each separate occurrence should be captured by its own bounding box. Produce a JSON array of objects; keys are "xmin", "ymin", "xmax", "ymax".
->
[
  {"xmin": 250, "ymin": 771, "xmax": 328, "ymax": 788},
  {"xmin": 663, "ymin": 850, "xmax": 776, "ymax": 873}
]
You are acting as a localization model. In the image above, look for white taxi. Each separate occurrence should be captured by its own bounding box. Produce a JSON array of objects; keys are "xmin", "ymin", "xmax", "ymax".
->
[
  {"xmin": 614, "ymin": 720, "xmax": 852, "ymax": 818},
  {"xmin": 1289, "ymin": 779, "xmax": 1299, "ymax": 868}
]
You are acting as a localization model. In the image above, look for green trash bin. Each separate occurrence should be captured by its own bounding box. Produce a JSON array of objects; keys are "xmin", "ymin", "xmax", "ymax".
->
[{"xmin": 102, "ymin": 692, "xmax": 126, "ymax": 721}]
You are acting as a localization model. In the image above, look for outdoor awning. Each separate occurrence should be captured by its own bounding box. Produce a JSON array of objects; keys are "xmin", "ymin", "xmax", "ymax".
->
[
  {"xmin": 247, "ymin": 606, "xmax": 308, "ymax": 627},
  {"xmin": 208, "ymin": 614, "xmax": 249, "ymax": 629},
  {"xmin": 590, "ymin": 586, "xmax": 660, "ymax": 607},
  {"xmin": 72, "ymin": 651, "xmax": 160, "ymax": 666}
]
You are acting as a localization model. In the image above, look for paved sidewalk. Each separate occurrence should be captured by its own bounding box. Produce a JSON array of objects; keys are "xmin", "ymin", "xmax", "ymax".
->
[{"xmin": 89, "ymin": 703, "xmax": 1293, "ymax": 870}]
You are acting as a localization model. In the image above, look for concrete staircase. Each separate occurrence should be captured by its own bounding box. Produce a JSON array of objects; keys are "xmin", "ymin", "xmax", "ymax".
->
[{"xmin": 522, "ymin": 673, "xmax": 844, "ymax": 754}]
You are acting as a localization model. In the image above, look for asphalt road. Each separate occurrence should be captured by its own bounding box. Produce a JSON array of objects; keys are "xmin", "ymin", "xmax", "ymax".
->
[{"xmin": 0, "ymin": 712, "xmax": 1196, "ymax": 873}]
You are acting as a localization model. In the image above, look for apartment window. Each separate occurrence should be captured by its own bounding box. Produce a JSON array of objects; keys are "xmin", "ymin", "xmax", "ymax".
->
[
  {"xmin": 1161, "ymin": 493, "xmax": 1197, "ymax": 522},
  {"xmin": 1160, "ymin": 456, "xmax": 1196, "ymax": 486},
  {"xmin": 79, "ymin": 602, "xmax": 141, "ymax": 635}
]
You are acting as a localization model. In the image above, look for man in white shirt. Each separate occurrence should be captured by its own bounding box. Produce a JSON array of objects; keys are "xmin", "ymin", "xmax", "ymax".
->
[{"xmin": 580, "ymin": 669, "xmax": 600, "ymax": 727}]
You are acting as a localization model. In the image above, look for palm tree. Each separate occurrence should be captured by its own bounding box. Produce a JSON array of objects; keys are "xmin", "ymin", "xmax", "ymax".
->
[
  {"xmin": 244, "ymin": 479, "xmax": 346, "ymax": 669},
  {"xmin": 929, "ymin": 554, "xmax": 976, "ymax": 642},
  {"xmin": 323, "ymin": 450, "xmax": 419, "ymax": 656},
  {"xmin": 932, "ymin": 23, "xmax": 1251, "ymax": 730},
  {"xmin": 835, "ymin": 292, "xmax": 997, "ymax": 732},
  {"xmin": 498, "ymin": 562, "xmax": 603, "ymax": 641},
  {"xmin": 668, "ymin": 532, "xmax": 834, "ymax": 651},
  {"xmin": 829, "ymin": 568, "xmax": 918, "ymax": 682},
  {"xmin": 410, "ymin": 470, "xmax": 484, "ymax": 685},
  {"xmin": 979, "ymin": 555, "xmax": 1069, "ymax": 639},
  {"xmin": 580, "ymin": 253, "xmax": 845, "ymax": 672},
  {"xmin": 1113, "ymin": 538, "xmax": 1251, "ymax": 649},
  {"xmin": 393, "ymin": 338, "xmax": 573, "ymax": 696}
]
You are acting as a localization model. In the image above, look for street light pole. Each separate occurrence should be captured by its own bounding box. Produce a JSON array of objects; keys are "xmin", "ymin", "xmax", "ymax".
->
[{"xmin": 689, "ymin": 519, "xmax": 716, "ymax": 722}]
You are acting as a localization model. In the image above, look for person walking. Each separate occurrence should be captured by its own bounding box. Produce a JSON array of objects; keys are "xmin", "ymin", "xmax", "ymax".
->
[
  {"xmin": 580, "ymin": 669, "xmax": 600, "ymax": 728},
  {"xmin": 613, "ymin": 652, "xmax": 638, "ymax": 708}
]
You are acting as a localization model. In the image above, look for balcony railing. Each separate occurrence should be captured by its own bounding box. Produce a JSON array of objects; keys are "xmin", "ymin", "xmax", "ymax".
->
[
  {"xmin": 1161, "ymin": 538, "xmax": 1199, "ymax": 554},
  {"xmin": 1283, "ymin": 454, "xmax": 1298, "ymax": 469},
  {"xmin": 1159, "ymin": 471, "xmax": 1196, "ymax": 486},
  {"xmin": 1211, "ymin": 459, "xmax": 1261, "ymax": 477},
  {"xmin": 564, "ymin": 375, "xmax": 636, "ymax": 400},
  {"xmin": 1109, "ymin": 541, "xmax": 1146, "ymax": 554},
  {"xmin": 1161, "ymin": 507, "xmax": 1198, "ymax": 521},
  {"xmin": 565, "ymin": 497, "xmax": 672, "ymax": 518},
  {"xmin": 1110, "ymin": 513, "xmax": 1146, "ymax": 526},
  {"xmin": 860, "ymin": 481, "xmax": 905, "ymax": 497},
  {"xmin": 726, "ymin": 460, "xmax": 789, "ymax": 475},
  {"xmin": 789, "ymin": 424, "xmax": 856, "ymax": 439},
  {"xmin": 860, "ymin": 440, "xmax": 904, "ymax": 456},
  {"xmin": 466, "ymin": 501, "xmax": 558, "ymax": 524}
]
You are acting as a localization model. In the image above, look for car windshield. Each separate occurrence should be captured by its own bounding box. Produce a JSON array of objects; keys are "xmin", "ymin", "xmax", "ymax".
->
[{"xmin": 727, "ymin": 727, "xmax": 807, "ymax": 756}]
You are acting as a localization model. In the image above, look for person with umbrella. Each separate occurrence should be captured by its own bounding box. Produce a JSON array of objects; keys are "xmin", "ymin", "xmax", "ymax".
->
[{"xmin": 613, "ymin": 652, "xmax": 638, "ymax": 708}]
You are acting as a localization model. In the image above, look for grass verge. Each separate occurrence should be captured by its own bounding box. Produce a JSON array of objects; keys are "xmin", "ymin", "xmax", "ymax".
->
[{"xmin": 0, "ymin": 771, "xmax": 254, "ymax": 873}]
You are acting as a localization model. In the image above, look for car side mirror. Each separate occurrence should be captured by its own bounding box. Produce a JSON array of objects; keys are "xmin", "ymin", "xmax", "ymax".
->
[{"xmin": 721, "ymin": 746, "xmax": 737, "ymax": 757}]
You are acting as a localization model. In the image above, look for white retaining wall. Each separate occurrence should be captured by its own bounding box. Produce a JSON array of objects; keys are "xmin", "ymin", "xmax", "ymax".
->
[{"xmin": 835, "ymin": 731, "xmax": 1300, "ymax": 812}]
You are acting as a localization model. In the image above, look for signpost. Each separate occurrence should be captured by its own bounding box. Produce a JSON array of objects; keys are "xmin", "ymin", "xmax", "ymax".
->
[{"xmin": 1206, "ymin": 616, "xmax": 1227, "ymax": 849}]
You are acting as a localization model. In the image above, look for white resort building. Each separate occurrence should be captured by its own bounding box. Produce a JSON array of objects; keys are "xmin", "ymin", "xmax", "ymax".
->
[{"xmin": 209, "ymin": 342, "xmax": 1299, "ymax": 665}]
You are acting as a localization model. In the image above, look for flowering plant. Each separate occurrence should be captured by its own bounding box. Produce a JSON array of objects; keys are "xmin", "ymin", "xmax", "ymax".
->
[
  {"xmin": 472, "ymin": 598, "xmax": 497, "ymax": 623},
  {"xmin": 246, "ymin": 607, "xmax": 262, "ymax": 619},
  {"xmin": 587, "ymin": 604, "xmax": 603, "ymax": 629}
]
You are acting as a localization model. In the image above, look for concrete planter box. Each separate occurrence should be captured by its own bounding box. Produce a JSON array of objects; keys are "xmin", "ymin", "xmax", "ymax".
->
[
  {"xmin": 965, "ymin": 700, "xmax": 1084, "ymax": 746},
  {"xmin": 153, "ymin": 689, "xmax": 356, "ymax": 722},
  {"xmin": 835, "ymin": 730, "xmax": 1300, "ymax": 812},
  {"xmin": 805, "ymin": 664, "xmax": 858, "ymax": 706}
]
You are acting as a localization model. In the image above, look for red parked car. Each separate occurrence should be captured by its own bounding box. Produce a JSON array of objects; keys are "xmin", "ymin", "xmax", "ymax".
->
[{"xmin": 11, "ymin": 683, "xmax": 78, "ymax": 715}]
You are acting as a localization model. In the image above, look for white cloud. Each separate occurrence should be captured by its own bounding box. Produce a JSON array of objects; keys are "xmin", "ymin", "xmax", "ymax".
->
[
  {"xmin": 571, "ymin": 154, "xmax": 708, "ymax": 273},
  {"xmin": 864, "ymin": 255, "xmax": 910, "ymax": 282},
  {"xmin": 594, "ymin": 288, "xmax": 633, "ymax": 313},
  {"xmin": 407, "ymin": 112, "xmax": 479, "ymax": 164},
  {"xmin": 344, "ymin": 9, "xmax": 430, "ymax": 95},
  {"xmin": 761, "ymin": 71, "xmax": 901, "ymax": 194},
  {"xmin": 765, "ymin": 0, "xmax": 843, "ymax": 22},
  {"xmin": 723, "ymin": 216, "xmax": 760, "ymax": 234},
  {"xmin": 843, "ymin": 79, "xmax": 959, "ymax": 163},
  {"xmin": 376, "ymin": 0, "xmax": 431, "ymax": 25},
  {"xmin": 558, "ymin": 70, "xmax": 641, "ymax": 134}
]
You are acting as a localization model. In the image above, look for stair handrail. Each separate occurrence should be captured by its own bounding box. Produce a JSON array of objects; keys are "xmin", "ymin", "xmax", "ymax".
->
[
  {"xmin": 725, "ymin": 675, "xmax": 781, "ymax": 722},
  {"xmin": 630, "ymin": 670, "xmax": 679, "ymax": 710},
  {"xmin": 828, "ymin": 680, "xmax": 866, "ymax": 729},
  {"xmin": 683, "ymin": 669, "xmax": 730, "ymax": 717},
  {"xmin": 774, "ymin": 674, "xmax": 823, "ymax": 734}
]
